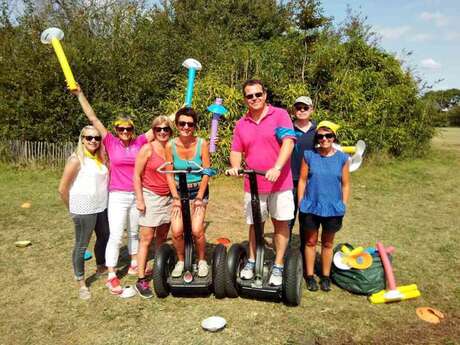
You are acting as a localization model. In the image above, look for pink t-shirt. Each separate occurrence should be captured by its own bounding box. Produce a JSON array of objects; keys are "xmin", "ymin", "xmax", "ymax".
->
[
  {"xmin": 103, "ymin": 132, "xmax": 148, "ymax": 192},
  {"xmin": 231, "ymin": 105, "xmax": 296, "ymax": 194}
]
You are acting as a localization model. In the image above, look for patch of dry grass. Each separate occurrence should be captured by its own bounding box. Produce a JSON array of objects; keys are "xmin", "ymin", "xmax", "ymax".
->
[{"xmin": 1, "ymin": 129, "xmax": 459, "ymax": 345}]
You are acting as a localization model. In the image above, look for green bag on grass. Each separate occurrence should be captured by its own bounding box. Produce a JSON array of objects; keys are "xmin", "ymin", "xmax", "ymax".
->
[{"xmin": 331, "ymin": 243, "xmax": 387, "ymax": 295}]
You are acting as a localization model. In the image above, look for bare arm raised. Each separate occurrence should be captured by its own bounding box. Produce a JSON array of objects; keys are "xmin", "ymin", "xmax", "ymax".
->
[{"xmin": 70, "ymin": 85, "xmax": 108, "ymax": 138}]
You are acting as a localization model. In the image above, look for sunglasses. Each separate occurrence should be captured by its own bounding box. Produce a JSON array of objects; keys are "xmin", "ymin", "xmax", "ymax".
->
[
  {"xmin": 295, "ymin": 105, "xmax": 310, "ymax": 111},
  {"xmin": 245, "ymin": 92, "xmax": 264, "ymax": 100},
  {"xmin": 116, "ymin": 126, "xmax": 134, "ymax": 133},
  {"xmin": 316, "ymin": 133, "xmax": 335, "ymax": 140},
  {"xmin": 177, "ymin": 121, "xmax": 195, "ymax": 128},
  {"xmin": 83, "ymin": 135, "xmax": 102, "ymax": 142},
  {"xmin": 154, "ymin": 127, "xmax": 171, "ymax": 133}
]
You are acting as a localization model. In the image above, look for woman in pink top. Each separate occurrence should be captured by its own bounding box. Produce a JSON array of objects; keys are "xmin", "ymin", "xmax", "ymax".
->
[
  {"xmin": 133, "ymin": 116, "xmax": 173, "ymax": 299},
  {"xmin": 71, "ymin": 85, "xmax": 154, "ymax": 295}
]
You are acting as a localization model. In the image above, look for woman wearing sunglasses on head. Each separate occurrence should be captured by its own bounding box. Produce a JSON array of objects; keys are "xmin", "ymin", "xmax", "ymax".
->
[
  {"xmin": 297, "ymin": 121, "xmax": 350, "ymax": 292},
  {"xmin": 70, "ymin": 86, "xmax": 154, "ymax": 295},
  {"xmin": 58, "ymin": 126, "xmax": 109, "ymax": 300},
  {"xmin": 133, "ymin": 116, "xmax": 174, "ymax": 299},
  {"xmin": 164, "ymin": 107, "xmax": 211, "ymax": 278}
]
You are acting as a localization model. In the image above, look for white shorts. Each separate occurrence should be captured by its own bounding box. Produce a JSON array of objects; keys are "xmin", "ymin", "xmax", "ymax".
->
[
  {"xmin": 244, "ymin": 190, "xmax": 294, "ymax": 225},
  {"xmin": 138, "ymin": 188, "xmax": 172, "ymax": 227}
]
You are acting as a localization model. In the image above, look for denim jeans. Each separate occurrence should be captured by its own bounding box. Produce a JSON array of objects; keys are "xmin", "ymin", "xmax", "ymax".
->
[{"xmin": 71, "ymin": 209, "xmax": 109, "ymax": 280}]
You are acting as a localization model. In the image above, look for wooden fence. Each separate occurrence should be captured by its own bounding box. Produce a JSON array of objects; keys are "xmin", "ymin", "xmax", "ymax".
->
[{"xmin": 1, "ymin": 140, "xmax": 75, "ymax": 167}]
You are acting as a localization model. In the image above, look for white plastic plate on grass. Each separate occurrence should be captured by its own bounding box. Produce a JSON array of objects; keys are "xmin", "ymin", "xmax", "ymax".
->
[
  {"xmin": 201, "ymin": 316, "xmax": 226, "ymax": 332},
  {"xmin": 120, "ymin": 286, "xmax": 136, "ymax": 298}
]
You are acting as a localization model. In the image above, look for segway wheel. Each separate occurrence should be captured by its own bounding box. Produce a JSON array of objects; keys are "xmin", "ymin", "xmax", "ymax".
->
[
  {"xmin": 225, "ymin": 244, "xmax": 246, "ymax": 298},
  {"xmin": 282, "ymin": 248, "xmax": 303, "ymax": 306},
  {"xmin": 212, "ymin": 244, "xmax": 227, "ymax": 299},
  {"xmin": 153, "ymin": 243, "xmax": 175, "ymax": 298}
]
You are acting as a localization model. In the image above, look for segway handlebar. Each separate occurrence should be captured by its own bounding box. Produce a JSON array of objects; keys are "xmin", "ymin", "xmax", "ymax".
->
[
  {"xmin": 225, "ymin": 168, "xmax": 267, "ymax": 176},
  {"xmin": 157, "ymin": 161, "xmax": 217, "ymax": 176}
]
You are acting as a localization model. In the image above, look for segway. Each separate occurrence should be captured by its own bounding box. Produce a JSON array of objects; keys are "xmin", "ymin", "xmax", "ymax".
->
[
  {"xmin": 153, "ymin": 161, "xmax": 227, "ymax": 298},
  {"xmin": 225, "ymin": 169, "xmax": 303, "ymax": 306}
]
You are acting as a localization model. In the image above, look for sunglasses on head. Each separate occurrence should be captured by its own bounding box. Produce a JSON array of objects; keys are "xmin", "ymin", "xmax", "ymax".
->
[
  {"xmin": 116, "ymin": 126, "xmax": 134, "ymax": 133},
  {"xmin": 245, "ymin": 92, "xmax": 264, "ymax": 100},
  {"xmin": 83, "ymin": 135, "xmax": 102, "ymax": 142},
  {"xmin": 154, "ymin": 127, "xmax": 171, "ymax": 133},
  {"xmin": 295, "ymin": 105, "xmax": 310, "ymax": 111},
  {"xmin": 316, "ymin": 133, "xmax": 335, "ymax": 140},
  {"xmin": 177, "ymin": 121, "xmax": 195, "ymax": 128}
]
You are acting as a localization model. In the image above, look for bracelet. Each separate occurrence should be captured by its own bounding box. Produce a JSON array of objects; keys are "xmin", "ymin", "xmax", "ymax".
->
[
  {"xmin": 274, "ymin": 165, "xmax": 282, "ymax": 171},
  {"xmin": 173, "ymin": 196, "xmax": 180, "ymax": 200},
  {"xmin": 195, "ymin": 197, "xmax": 203, "ymax": 202}
]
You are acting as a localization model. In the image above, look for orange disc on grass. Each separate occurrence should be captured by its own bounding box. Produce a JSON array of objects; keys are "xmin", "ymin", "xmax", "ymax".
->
[
  {"xmin": 215, "ymin": 237, "xmax": 231, "ymax": 246},
  {"xmin": 416, "ymin": 307, "xmax": 444, "ymax": 324}
]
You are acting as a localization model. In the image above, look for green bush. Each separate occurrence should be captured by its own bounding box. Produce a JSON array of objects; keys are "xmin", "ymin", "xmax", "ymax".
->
[{"xmin": 1, "ymin": 0, "xmax": 436, "ymax": 168}]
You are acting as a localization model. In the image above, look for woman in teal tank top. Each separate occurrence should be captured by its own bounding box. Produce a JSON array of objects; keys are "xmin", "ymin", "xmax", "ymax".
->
[{"xmin": 165, "ymin": 108, "xmax": 211, "ymax": 278}]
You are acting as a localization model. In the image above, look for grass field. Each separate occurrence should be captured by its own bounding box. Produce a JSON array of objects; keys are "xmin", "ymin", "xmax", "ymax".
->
[{"xmin": 1, "ymin": 128, "xmax": 459, "ymax": 345}]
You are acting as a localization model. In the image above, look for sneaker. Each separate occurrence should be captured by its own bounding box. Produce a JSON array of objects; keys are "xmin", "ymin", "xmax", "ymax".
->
[
  {"xmin": 128, "ymin": 265, "xmax": 138, "ymax": 275},
  {"xmin": 106, "ymin": 277, "xmax": 123, "ymax": 295},
  {"xmin": 306, "ymin": 275, "xmax": 319, "ymax": 292},
  {"xmin": 171, "ymin": 261, "xmax": 184, "ymax": 278},
  {"xmin": 135, "ymin": 278, "xmax": 153, "ymax": 299},
  {"xmin": 320, "ymin": 276, "xmax": 331, "ymax": 292},
  {"xmin": 79, "ymin": 286, "xmax": 91, "ymax": 300},
  {"xmin": 240, "ymin": 260, "xmax": 255, "ymax": 280},
  {"xmin": 268, "ymin": 264, "xmax": 284, "ymax": 286},
  {"xmin": 197, "ymin": 260, "xmax": 209, "ymax": 277}
]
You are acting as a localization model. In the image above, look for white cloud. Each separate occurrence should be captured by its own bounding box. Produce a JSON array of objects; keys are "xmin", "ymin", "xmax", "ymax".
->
[
  {"xmin": 377, "ymin": 25, "xmax": 412, "ymax": 40},
  {"xmin": 420, "ymin": 58, "xmax": 442, "ymax": 70},
  {"xmin": 419, "ymin": 11, "xmax": 449, "ymax": 27}
]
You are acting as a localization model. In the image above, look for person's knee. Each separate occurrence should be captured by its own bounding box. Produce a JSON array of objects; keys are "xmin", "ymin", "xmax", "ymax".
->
[
  {"xmin": 321, "ymin": 238, "xmax": 334, "ymax": 249},
  {"xmin": 192, "ymin": 226, "xmax": 204, "ymax": 239}
]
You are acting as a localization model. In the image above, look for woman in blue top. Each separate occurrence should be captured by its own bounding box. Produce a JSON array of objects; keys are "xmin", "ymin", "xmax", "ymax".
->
[
  {"xmin": 165, "ymin": 107, "xmax": 211, "ymax": 278},
  {"xmin": 297, "ymin": 121, "xmax": 350, "ymax": 292}
]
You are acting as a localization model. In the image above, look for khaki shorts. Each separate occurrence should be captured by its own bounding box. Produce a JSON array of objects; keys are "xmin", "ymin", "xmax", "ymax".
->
[
  {"xmin": 244, "ymin": 190, "xmax": 294, "ymax": 224},
  {"xmin": 138, "ymin": 188, "xmax": 172, "ymax": 227}
]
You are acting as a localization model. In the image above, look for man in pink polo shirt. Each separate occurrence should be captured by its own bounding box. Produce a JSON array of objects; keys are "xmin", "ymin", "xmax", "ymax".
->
[{"xmin": 227, "ymin": 79, "xmax": 296, "ymax": 286}]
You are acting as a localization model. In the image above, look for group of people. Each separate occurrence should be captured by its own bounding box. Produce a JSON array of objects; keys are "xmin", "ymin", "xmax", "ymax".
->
[{"xmin": 58, "ymin": 79, "xmax": 350, "ymax": 300}]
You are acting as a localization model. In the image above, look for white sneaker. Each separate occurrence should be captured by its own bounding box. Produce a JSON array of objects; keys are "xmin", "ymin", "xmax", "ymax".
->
[
  {"xmin": 240, "ymin": 260, "xmax": 255, "ymax": 280},
  {"xmin": 79, "ymin": 286, "xmax": 91, "ymax": 300},
  {"xmin": 198, "ymin": 260, "xmax": 209, "ymax": 277},
  {"xmin": 268, "ymin": 265, "xmax": 283, "ymax": 286},
  {"xmin": 171, "ymin": 261, "xmax": 184, "ymax": 277}
]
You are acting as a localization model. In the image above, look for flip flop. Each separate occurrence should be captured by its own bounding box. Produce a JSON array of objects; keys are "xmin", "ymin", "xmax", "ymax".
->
[{"xmin": 416, "ymin": 307, "xmax": 445, "ymax": 324}]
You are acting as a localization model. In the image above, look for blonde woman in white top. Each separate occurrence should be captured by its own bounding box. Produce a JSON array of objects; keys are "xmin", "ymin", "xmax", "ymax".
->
[{"xmin": 59, "ymin": 125, "xmax": 110, "ymax": 300}]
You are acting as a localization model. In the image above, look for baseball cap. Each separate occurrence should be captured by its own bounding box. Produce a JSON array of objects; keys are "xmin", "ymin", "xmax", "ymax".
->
[{"xmin": 293, "ymin": 96, "xmax": 313, "ymax": 106}]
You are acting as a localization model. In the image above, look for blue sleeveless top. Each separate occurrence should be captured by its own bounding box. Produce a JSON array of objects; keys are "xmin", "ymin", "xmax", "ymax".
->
[
  {"xmin": 171, "ymin": 138, "xmax": 203, "ymax": 184},
  {"xmin": 299, "ymin": 149, "xmax": 348, "ymax": 217}
]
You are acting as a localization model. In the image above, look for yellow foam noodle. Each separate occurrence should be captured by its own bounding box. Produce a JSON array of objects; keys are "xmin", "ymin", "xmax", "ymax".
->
[
  {"xmin": 51, "ymin": 37, "xmax": 77, "ymax": 90},
  {"xmin": 369, "ymin": 284, "xmax": 420, "ymax": 304},
  {"xmin": 341, "ymin": 146, "xmax": 356, "ymax": 154}
]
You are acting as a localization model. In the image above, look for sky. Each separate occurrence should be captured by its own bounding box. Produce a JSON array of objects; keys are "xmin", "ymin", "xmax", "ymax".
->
[{"xmin": 321, "ymin": 0, "xmax": 460, "ymax": 91}]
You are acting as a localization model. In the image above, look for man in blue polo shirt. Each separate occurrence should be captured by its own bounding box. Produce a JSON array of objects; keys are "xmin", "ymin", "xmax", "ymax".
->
[{"xmin": 289, "ymin": 96, "xmax": 316, "ymax": 240}]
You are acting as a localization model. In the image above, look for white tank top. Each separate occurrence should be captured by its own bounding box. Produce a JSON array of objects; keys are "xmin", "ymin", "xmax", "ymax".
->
[{"xmin": 69, "ymin": 156, "xmax": 108, "ymax": 214}]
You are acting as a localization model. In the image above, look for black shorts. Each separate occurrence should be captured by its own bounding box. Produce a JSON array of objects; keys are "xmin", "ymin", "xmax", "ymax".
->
[
  {"xmin": 188, "ymin": 186, "xmax": 209, "ymax": 201},
  {"xmin": 299, "ymin": 212, "xmax": 343, "ymax": 233}
]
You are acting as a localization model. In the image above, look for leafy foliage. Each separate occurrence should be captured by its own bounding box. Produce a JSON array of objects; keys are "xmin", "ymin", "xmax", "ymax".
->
[{"xmin": 0, "ymin": 0, "xmax": 435, "ymax": 169}]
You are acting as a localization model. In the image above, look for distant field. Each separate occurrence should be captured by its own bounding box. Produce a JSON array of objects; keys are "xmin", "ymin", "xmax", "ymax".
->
[{"xmin": 0, "ymin": 128, "xmax": 459, "ymax": 345}]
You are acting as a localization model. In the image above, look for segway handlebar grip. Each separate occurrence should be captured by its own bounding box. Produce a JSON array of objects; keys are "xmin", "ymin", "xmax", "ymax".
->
[{"xmin": 224, "ymin": 169, "xmax": 267, "ymax": 176}]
